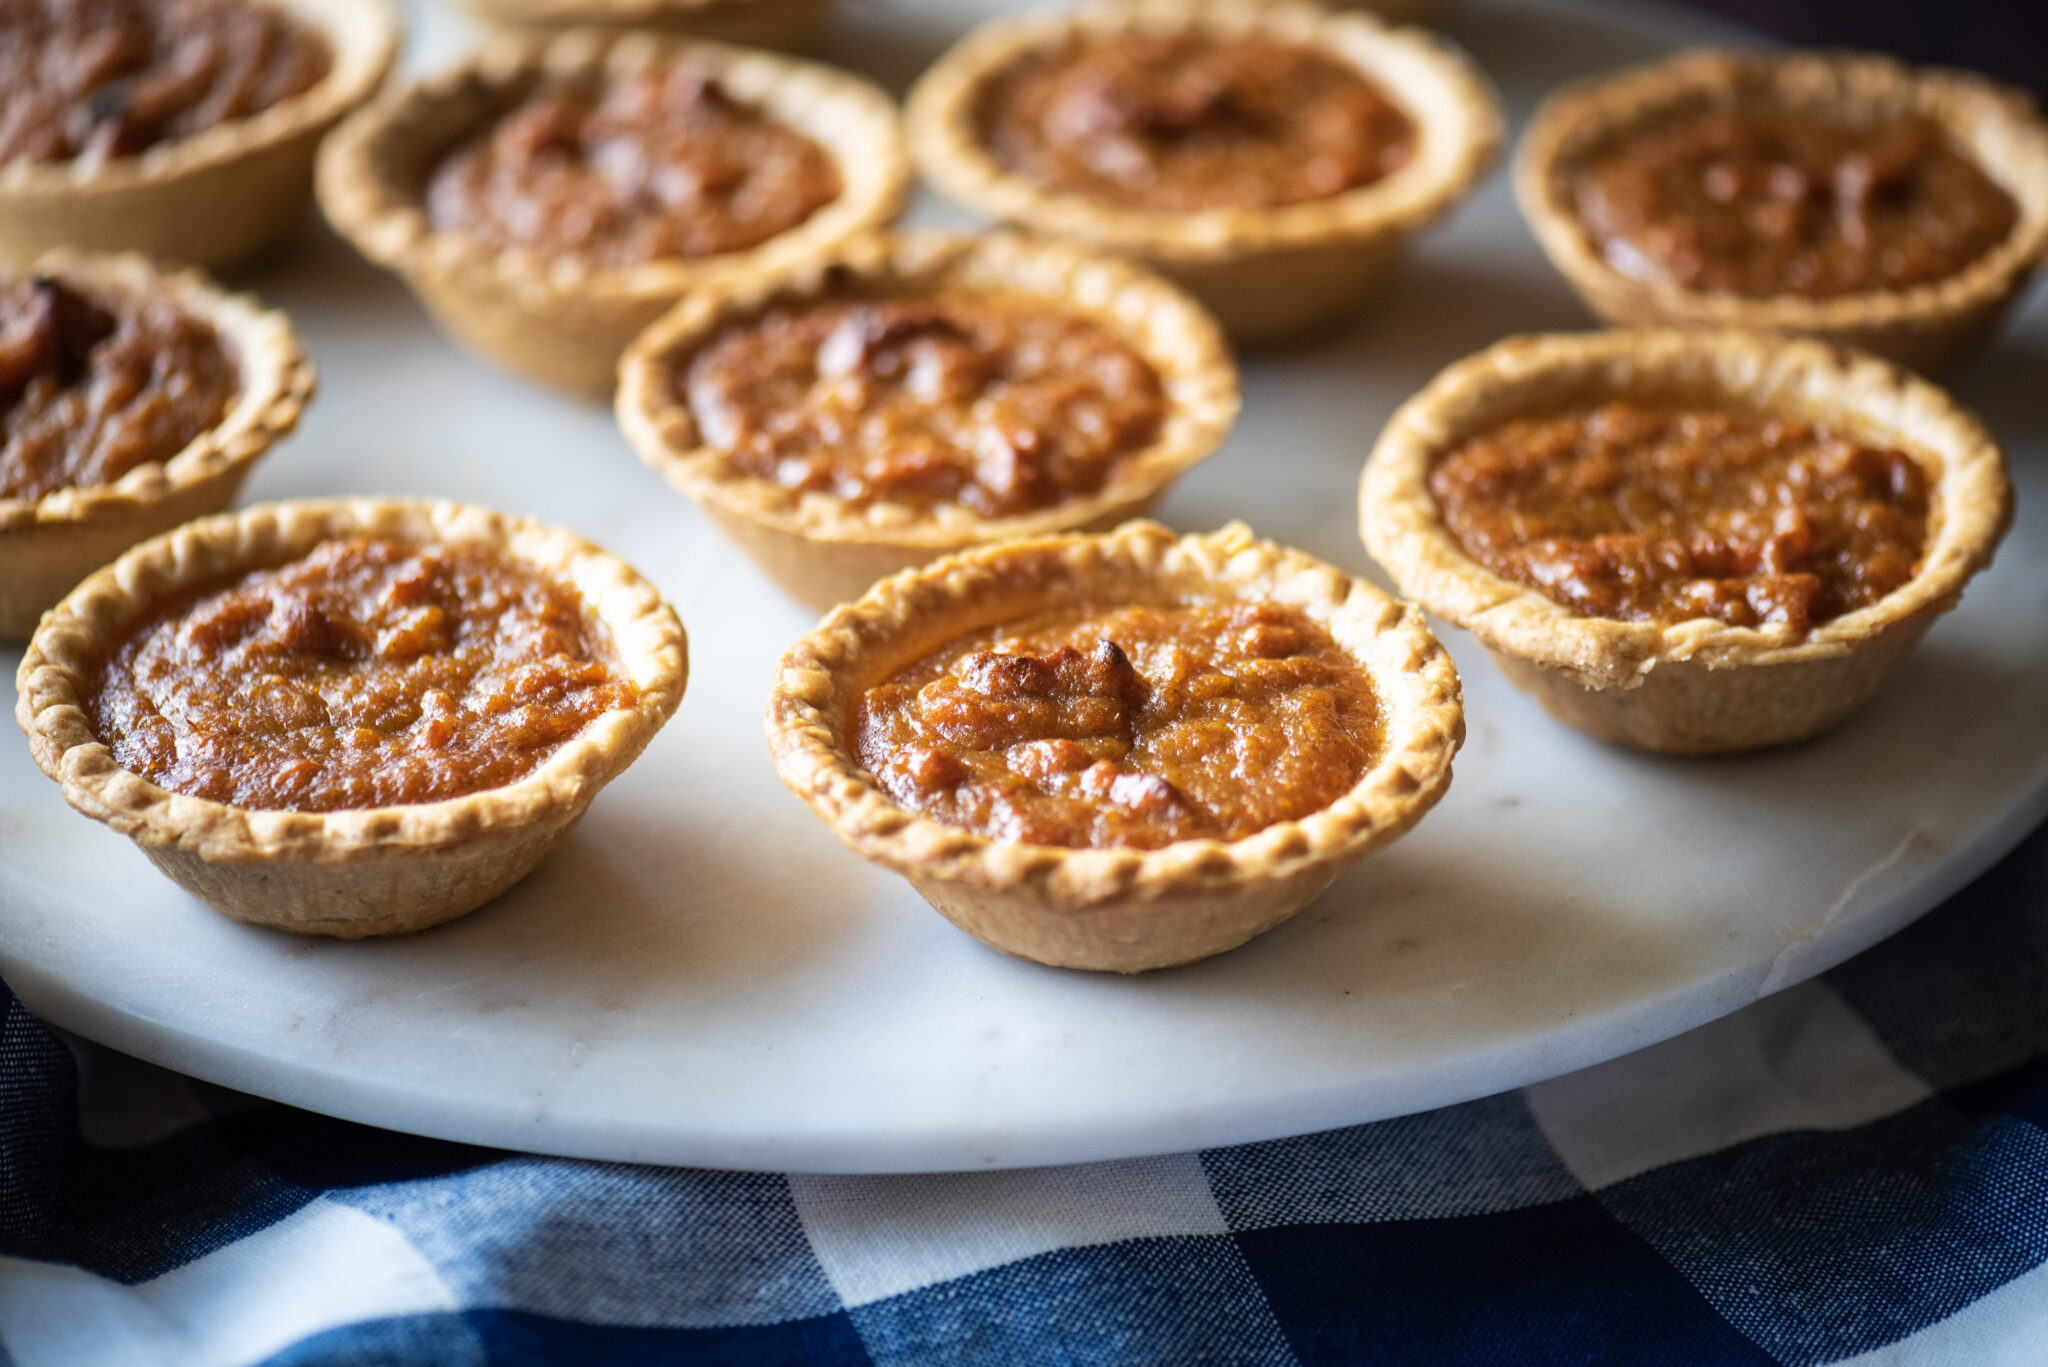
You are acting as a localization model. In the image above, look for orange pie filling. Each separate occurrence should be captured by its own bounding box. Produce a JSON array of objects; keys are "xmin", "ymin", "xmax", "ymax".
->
[
  {"xmin": 426, "ymin": 63, "xmax": 843, "ymax": 268},
  {"xmin": 974, "ymin": 32, "xmax": 1416, "ymax": 212},
  {"xmin": 852, "ymin": 602, "xmax": 1383, "ymax": 850},
  {"xmin": 684, "ymin": 295, "xmax": 1167, "ymax": 518},
  {"xmin": 1574, "ymin": 109, "xmax": 2019, "ymax": 298},
  {"xmin": 86, "ymin": 538, "xmax": 638, "ymax": 812},
  {"xmin": 1, "ymin": 275, "xmax": 239, "ymax": 503},
  {"xmin": 0, "ymin": 0, "xmax": 332, "ymax": 167},
  {"xmin": 1429, "ymin": 401, "xmax": 1931, "ymax": 631}
]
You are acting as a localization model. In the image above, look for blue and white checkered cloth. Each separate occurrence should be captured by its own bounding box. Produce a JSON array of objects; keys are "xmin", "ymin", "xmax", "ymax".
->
[{"xmin": 3, "ymin": 817, "xmax": 2045, "ymax": 1365}]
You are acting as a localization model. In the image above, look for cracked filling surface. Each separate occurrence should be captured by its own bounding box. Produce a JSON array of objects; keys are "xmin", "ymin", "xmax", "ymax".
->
[{"xmin": 853, "ymin": 601, "xmax": 1382, "ymax": 850}]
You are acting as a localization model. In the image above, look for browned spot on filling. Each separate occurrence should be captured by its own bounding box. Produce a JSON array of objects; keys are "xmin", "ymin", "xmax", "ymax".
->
[
  {"xmin": 0, "ymin": 276, "xmax": 238, "ymax": 502},
  {"xmin": 1574, "ymin": 109, "xmax": 2019, "ymax": 298},
  {"xmin": 1429, "ymin": 402, "xmax": 1931, "ymax": 631},
  {"xmin": 684, "ymin": 295, "xmax": 1167, "ymax": 518},
  {"xmin": 977, "ymin": 32, "xmax": 1415, "ymax": 212},
  {"xmin": 0, "ymin": 0, "xmax": 331, "ymax": 167},
  {"xmin": 88, "ymin": 538, "xmax": 639, "ymax": 812},
  {"xmin": 853, "ymin": 602, "xmax": 1382, "ymax": 849},
  {"xmin": 426, "ymin": 64, "xmax": 843, "ymax": 268}
]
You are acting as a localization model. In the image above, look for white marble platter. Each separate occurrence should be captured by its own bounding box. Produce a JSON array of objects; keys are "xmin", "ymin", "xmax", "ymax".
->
[{"xmin": 5, "ymin": 0, "xmax": 2048, "ymax": 1173}]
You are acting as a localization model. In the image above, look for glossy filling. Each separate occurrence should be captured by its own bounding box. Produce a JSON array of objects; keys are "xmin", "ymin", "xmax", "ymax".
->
[
  {"xmin": 977, "ymin": 32, "xmax": 1415, "ymax": 212},
  {"xmin": 0, "ymin": 0, "xmax": 331, "ymax": 167},
  {"xmin": 88, "ymin": 538, "xmax": 638, "ymax": 812},
  {"xmin": 0, "ymin": 276, "xmax": 238, "ymax": 503},
  {"xmin": 853, "ymin": 602, "xmax": 1382, "ymax": 849},
  {"xmin": 1429, "ymin": 402, "xmax": 1931, "ymax": 631},
  {"xmin": 1574, "ymin": 108, "xmax": 2019, "ymax": 298},
  {"xmin": 685, "ymin": 295, "xmax": 1167, "ymax": 518},
  {"xmin": 426, "ymin": 64, "xmax": 843, "ymax": 268}
]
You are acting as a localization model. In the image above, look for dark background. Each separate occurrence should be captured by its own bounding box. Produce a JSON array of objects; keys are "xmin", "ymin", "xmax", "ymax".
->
[{"xmin": 1678, "ymin": 0, "xmax": 2048, "ymax": 101}]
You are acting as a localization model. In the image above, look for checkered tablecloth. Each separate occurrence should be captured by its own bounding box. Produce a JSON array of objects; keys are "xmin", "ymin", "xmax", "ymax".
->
[{"xmin": 2, "ymin": 816, "xmax": 2045, "ymax": 1365}]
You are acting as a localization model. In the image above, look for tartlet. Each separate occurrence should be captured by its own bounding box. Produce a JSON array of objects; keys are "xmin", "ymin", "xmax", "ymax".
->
[
  {"xmin": 15, "ymin": 498, "xmax": 688, "ymax": 937},
  {"xmin": 457, "ymin": 0, "xmax": 828, "ymax": 52},
  {"xmin": 1358, "ymin": 329, "xmax": 2011, "ymax": 754},
  {"xmin": 905, "ymin": 0, "xmax": 1501, "ymax": 345},
  {"xmin": 0, "ymin": 0, "xmax": 400, "ymax": 271},
  {"xmin": 765, "ymin": 520, "xmax": 1464, "ymax": 973},
  {"xmin": 1516, "ymin": 50, "xmax": 2048, "ymax": 373},
  {"xmin": 616, "ymin": 231, "xmax": 1240, "ymax": 609},
  {"xmin": 317, "ymin": 28, "xmax": 909, "ymax": 398},
  {"xmin": 0, "ymin": 251, "xmax": 315, "ymax": 640}
]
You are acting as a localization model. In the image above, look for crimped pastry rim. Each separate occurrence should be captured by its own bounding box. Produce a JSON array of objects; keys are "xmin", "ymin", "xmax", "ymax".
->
[
  {"xmin": 316, "ymin": 26, "xmax": 910, "ymax": 306},
  {"xmin": 904, "ymin": 0, "xmax": 1503, "ymax": 263},
  {"xmin": 765, "ymin": 520, "xmax": 1464, "ymax": 909},
  {"xmin": 0, "ymin": 0, "xmax": 400, "ymax": 198},
  {"xmin": 1514, "ymin": 48, "xmax": 2048, "ymax": 335},
  {"xmin": 470, "ymin": 0, "xmax": 789, "ymax": 19},
  {"xmin": 15, "ymin": 498, "xmax": 689, "ymax": 865},
  {"xmin": 1358, "ymin": 329, "xmax": 2013, "ymax": 691},
  {"xmin": 0, "ymin": 251, "xmax": 315, "ymax": 536},
  {"xmin": 615, "ymin": 230, "xmax": 1240, "ymax": 549}
]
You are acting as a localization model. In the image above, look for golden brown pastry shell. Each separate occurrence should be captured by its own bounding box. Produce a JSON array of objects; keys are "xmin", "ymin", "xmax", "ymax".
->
[
  {"xmin": 765, "ymin": 520, "xmax": 1464, "ymax": 973},
  {"xmin": 1515, "ymin": 49, "xmax": 2048, "ymax": 373},
  {"xmin": 457, "ymin": 0, "xmax": 828, "ymax": 53},
  {"xmin": 615, "ymin": 230, "xmax": 1240, "ymax": 610},
  {"xmin": 14, "ymin": 498, "xmax": 689, "ymax": 937},
  {"xmin": 0, "ymin": 0, "xmax": 399, "ymax": 271},
  {"xmin": 316, "ymin": 28, "xmax": 910, "ymax": 399},
  {"xmin": 0, "ymin": 252, "xmax": 315, "ymax": 640},
  {"xmin": 1358, "ymin": 329, "xmax": 2012, "ymax": 754},
  {"xmin": 905, "ymin": 0, "xmax": 1501, "ymax": 346}
]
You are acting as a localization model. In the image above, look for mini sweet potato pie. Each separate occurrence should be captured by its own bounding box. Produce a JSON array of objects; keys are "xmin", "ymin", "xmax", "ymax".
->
[
  {"xmin": 317, "ymin": 28, "xmax": 908, "ymax": 398},
  {"xmin": 0, "ymin": 0, "xmax": 399, "ymax": 270},
  {"xmin": 0, "ymin": 251, "xmax": 313, "ymax": 640},
  {"xmin": 905, "ymin": 0, "xmax": 1501, "ymax": 345},
  {"xmin": 15, "ymin": 500, "xmax": 688, "ymax": 937},
  {"xmin": 765, "ymin": 521, "xmax": 1463, "ymax": 973},
  {"xmin": 616, "ymin": 231, "xmax": 1239, "ymax": 609},
  {"xmin": 1516, "ymin": 50, "xmax": 2048, "ymax": 372},
  {"xmin": 1359, "ymin": 330, "xmax": 2011, "ymax": 755}
]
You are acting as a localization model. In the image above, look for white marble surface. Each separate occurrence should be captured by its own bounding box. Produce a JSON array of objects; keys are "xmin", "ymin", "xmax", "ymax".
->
[{"xmin": 4, "ymin": 0, "xmax": 2047, "ymax": 1172}]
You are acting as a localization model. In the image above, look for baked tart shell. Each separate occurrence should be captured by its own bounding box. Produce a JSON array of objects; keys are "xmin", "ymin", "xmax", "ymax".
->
[
  {"xmin": 1359, "ymin": 329, "xmax": 2012, "ymax": 754},
  {"xmin": 905, "ymin": 0, "xmax": 1501, "ymax": 347},
  {"xmin": 0, "ymin": 252, "xmax": 315, "ymax": 640},
  {"xmin": 0, "ymin": 0, "xmax": 400, "ymax": 272},
  {"xmin": 14, "ymin": 498, "xmax": 689, "ymax": 937},
  {"xmin": 317, "ymin": 28, "xmax": 910, "ymax": 399},
  {"xmin": 765, "ymin": 520, "xmax": 1464, "ymax": 973},
  {"xmin": 1515, "ymin": 50, "xmax": 2048, "ymax": 374},
  {"xmin": 616, "ymin": 230, "xmax": 1240, "ymax": 610},
  {"xmin": 456, "ymin": 0, "xmax": 829, "ymax": 53}
]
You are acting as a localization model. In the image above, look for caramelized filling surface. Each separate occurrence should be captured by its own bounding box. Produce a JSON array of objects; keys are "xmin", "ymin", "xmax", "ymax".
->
[
  {"xmin": 977, "ymin": 32, "xmax": 1415, "ymax": 212},
  {"xmin": 89, "ymin": 538, "xmax": 638, "ymax": 812},
  {"xmin": 1574, "ymin": 109, "xmax": 2019, "ymax": 298},
  {"xmin": 426, "ymin": 65, "xmax": 842, "ymax": 268},
  {"xmin": 685, "ymin": 294, "xmax": 1167, "ymax": 517},
  {"xmin": 1429, "ymin": 402, "xmax": 1931, "ymax": 631},
  {"xmin": 0, "ymin": 0, "xmax": 331, "ymax": 167},
  {"xmin": 0, "ymin": 276, "xmax": 238, "ymax": 502},
  {"xmin": 853, "ymin": 601, "xmax": 1382, "ymax": 849}
]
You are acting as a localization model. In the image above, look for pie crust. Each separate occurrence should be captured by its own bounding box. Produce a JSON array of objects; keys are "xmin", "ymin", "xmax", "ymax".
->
[
  {"xmin": 14, "ymin": 498, "xmax": 689, "ymax": 937},
  {"xmin": 905, "ymin": 0, "xmax": 1501, "ymax": 346},
  {"xmin": 456, "ymin": 0, "xmax": 828, "ymax": 53},
  {"xmin": 316, "ymin": 28, "xmax": 910, "ymax": 399},
  {"xmin": 765, "ymin": 520, "xmax": 1464, "ymax": 973},
  {"xmin": 616, "ymin": 230, "xmax": 1240, "ymax": 609},
  {"xmin": 1516, "ymin": 50, "xmax": 2048, "ymax": 373},
  {"xmin": 0, "ymin": 251, "xmax": 315, "ymax": 641},
  {"xmin": 0, "ymin": 0, "xmax": 400, "ymax": 272},
  {"xmin": 1359, "ymin": 329, "xmax": 2011, "ymax": 754}
]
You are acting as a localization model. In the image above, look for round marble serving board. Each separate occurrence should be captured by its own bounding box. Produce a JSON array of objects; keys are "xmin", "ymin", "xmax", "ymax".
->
[{"xmin": 5, "ymin": 0, "xmax": 2047, "ymax": 1173}]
